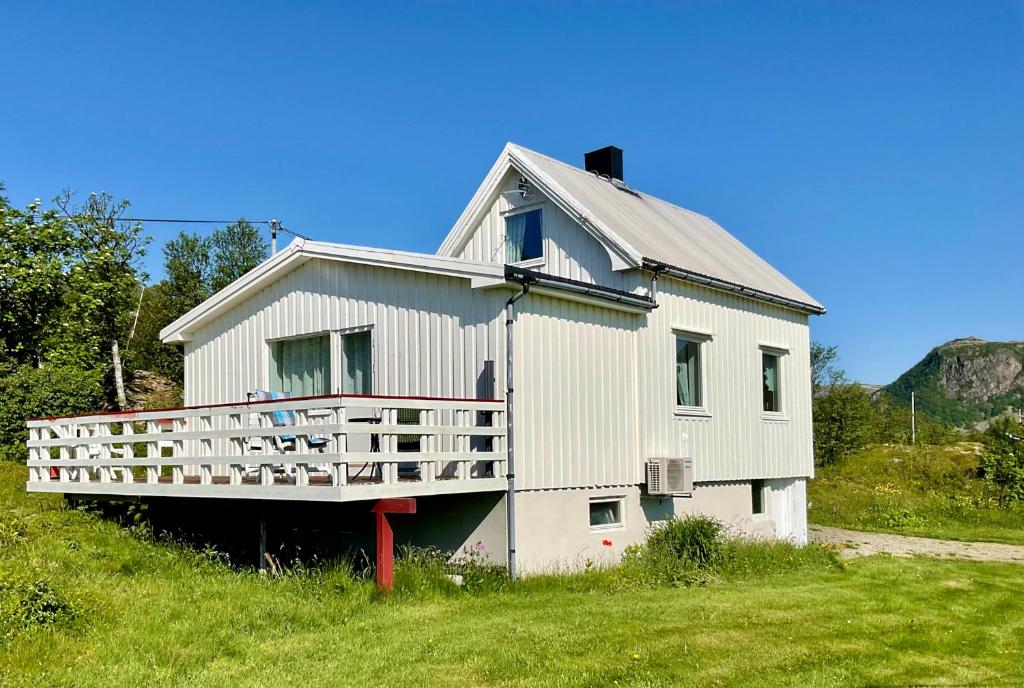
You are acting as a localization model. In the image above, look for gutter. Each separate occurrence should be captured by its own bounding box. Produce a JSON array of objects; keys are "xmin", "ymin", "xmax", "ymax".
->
[
  {"xmin": 504, "ymin": 266, "xmax": 657, "ymax": 311},
  {"xmin": 641, "ymin": 258, "xmax": 826, "ymax": 316}
]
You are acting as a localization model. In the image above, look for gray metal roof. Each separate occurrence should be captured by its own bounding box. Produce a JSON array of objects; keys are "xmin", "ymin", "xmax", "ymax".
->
[{"xmin": 509, "ymin": 144, "xmax": 824, "ymax": 313}]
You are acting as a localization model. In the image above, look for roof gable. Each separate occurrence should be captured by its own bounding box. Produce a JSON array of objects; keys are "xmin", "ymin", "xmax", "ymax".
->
[{"xmin": 437, "ymin": 143, "xmax": 824, "ymax": 314}]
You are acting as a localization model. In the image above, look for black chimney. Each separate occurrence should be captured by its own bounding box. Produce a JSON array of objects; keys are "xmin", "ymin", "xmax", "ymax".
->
[{"xmin": 584, "ymin": 146, "xmax": 623, "ymax": 181}]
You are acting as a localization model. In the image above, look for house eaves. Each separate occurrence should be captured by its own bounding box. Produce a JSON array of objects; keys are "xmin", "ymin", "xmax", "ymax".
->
[{"xmin": 159, "ymin": 239, "xmax": 506, "ymax": 344}]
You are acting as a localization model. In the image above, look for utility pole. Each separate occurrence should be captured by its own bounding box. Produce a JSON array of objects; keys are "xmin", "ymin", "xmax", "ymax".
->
[
  {"xmin": 911, "ymin": 391, "xmax": 916, "ymax": 445},
  {"xmin": 269, "ymin": 218, "xmax": 280, "ymax": 254}
]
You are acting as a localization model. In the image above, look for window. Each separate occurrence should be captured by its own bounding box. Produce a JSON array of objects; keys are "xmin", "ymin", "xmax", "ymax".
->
[
  {"xmin": 762, "ymin": 352, "xmax": 781, "ymax": 412},
  {"xmin": 675, "ymin": 336, "xmax": 703, "ymax": 408},
  {"xmin": 751, "ymin": 479, "xmax": 766, "ymax": 515},
  {"xmin": 505, "ymin": 208, "xmax": 543, "ymax": 264},
  {"xmin": 589, "ymin": 497, "xmax": 623, "ymax": 529},
  {"xmin": 341, "ymin": 330, "xmax": 372, "ymax": 394},
  {"xmin": 269, "ymin": 334, "xmax": 330, "ymax": 397}
]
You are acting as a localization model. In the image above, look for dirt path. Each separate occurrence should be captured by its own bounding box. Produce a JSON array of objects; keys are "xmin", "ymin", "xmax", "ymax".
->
[{"xmin": 809, "ymin": 525, "xmax": 1024, "ymax": 563}]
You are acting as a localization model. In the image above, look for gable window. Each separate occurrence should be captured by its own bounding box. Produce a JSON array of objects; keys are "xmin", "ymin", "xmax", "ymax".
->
[
  {"xmin": 270, "ymin": 334, "xmax": 331, "ymax": 397},
  {"xmin": 761, "ymin": 352, "xmax": 781, "ymax": 413},
  {"xmin": 589, "ymin": 497, "xmax": 624, "ymax": 529},
  {"xmin": 505, "ymin": 208, "xmax": 543, "ymax": 264},
  {"xmin": 675, "ymin": 335, "xmax": 704, "ymax": 409}
]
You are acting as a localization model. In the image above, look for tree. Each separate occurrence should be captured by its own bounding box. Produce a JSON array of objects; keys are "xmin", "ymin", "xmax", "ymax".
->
[
  {"xmin": 209, "ymin": 220, "xmax": 268, "ymax": 292},
  {"xmin": 163, "ymin": 229, "xmax": 213, "ymax": 313},
  {"xmin": 129, "ymin": 221, "xmax": 268, "ymax": 385},
  {"xmin": 979, "ymin": 417, "xmax": 1024, "ymax": 507},
  {"xmin": 53, "ymin": 191, "xmax": 150, "ymax": 409},
  {"xmin": 813, "ymin": 383, "xmax": 875, "ymax": 466},
  {"xmin": 810, "ymin": 341, "xmax": 844, "ymax": 397},
  {"xmin": 0, "ymin": 186, "xmax": 72, "ymax": 367}
]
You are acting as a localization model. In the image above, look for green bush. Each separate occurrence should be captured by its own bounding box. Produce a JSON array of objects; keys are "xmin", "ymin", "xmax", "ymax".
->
[
  {"xmin": 622, "ymin": 515, "xmax": 839, "ymax": 587},
  {"xmin": 979, "ymin": 418, "xmax": 1024, "ymax": 507},
  {"xmin": 622, "ymin": 515, "xmax": 727, "ymax": 586},
  {"xmin": 0, "ymin": 364, "xmax": 103, "ymax": 462}
]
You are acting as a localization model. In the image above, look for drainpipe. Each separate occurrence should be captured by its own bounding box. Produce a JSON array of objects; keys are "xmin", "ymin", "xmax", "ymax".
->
[{"xmin": 504, "ymin": 282, "xmax": 529, "ymax": 579}]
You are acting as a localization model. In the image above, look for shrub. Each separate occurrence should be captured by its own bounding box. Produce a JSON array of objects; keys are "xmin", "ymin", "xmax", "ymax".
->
[
  {"xmin": 622, "ymin": 515, "xmax": 727, "ymax": 586},
  {"xmin": 0, "ymin": 364, "xmax": 103, "ymax": 462},
  {"xmin": 979, "ymin": 418, "xmax": 1024, "ymax": 507},
  {"xmin": 622, "ymin": 515, "xmax": 839, "ymax": 587}
]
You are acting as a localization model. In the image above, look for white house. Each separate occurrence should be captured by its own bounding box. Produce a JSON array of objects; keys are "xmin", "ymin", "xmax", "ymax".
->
[{"xmin": 25, "ymin": 144, "xmax": 824, "ymax": 573}]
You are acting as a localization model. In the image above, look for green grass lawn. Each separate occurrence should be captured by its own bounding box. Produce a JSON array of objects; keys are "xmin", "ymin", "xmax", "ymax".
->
[
  {"xmin": 809, "ymin": 442, "xmax": 1024, "ymax": 546},
  {"xmin": 2, "ymin": 461, "xmax": 1024, "ymax": 687}
]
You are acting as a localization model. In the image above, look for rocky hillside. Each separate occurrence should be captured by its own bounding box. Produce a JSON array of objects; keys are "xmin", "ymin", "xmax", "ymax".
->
[{"xmin": 885, "ymin": 338, "xmax": 1024, "ymax": 427}]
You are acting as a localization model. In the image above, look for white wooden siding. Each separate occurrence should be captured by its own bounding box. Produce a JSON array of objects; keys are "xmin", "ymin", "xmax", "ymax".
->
[
  {"xmin": 455, "ymin": 169, "xmax": 643, "ymax": 293},
  {"xmin": 636, "ymin": 276, "xmax": 814, "ymax": 482},
  {"xmin": 182, "ymin": 251, "xmax": 814, "ymax": 489},
  {"xmin": 184, "ymin": 260, "xmax": 506, "ymax": 406},
  {"xmin": 514, "ymin": 293, "xmax": 642, "ymax": 490}
]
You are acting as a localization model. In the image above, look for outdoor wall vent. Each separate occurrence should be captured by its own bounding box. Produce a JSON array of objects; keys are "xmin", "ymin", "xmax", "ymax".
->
[{"xmin": 646, "ymin": 457, "xmax": 694, "ymax": 496}]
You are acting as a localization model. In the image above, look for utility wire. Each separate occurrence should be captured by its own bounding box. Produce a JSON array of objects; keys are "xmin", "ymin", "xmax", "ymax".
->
[{"xmin": 27, "ymin": 213, "xmax": 311, "ymax": 240}]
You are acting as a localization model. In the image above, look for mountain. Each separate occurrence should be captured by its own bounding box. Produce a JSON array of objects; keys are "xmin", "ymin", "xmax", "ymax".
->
[{"xmin": 884, "ymin": 338, "xmax": 1024, "ymax": 427}]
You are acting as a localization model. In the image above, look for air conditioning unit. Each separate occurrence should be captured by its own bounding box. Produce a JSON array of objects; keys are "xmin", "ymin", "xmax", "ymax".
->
[{"xmin": 646, "ymin": 458, "xmax": 694, "ymax": 496}]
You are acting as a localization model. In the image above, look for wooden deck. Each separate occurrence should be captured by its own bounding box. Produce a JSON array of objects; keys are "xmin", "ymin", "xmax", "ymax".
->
[{"xmin": 25, "ymin": 394, "xmax": 507, "ymax": 503}]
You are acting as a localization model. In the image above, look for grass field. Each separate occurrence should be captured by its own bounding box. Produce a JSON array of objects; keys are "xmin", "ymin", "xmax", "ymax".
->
[
  {"xmin": 2, "ymin": 461, "xmax": 1024, "ymax": 687},
  {"xmin": 809, "ymin": 442, "xmax": 1024, "ymax": 546}
]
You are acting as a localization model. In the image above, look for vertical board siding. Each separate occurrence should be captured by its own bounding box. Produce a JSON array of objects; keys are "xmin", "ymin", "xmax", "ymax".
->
[
  {"xmin": 455, "ymin": 169, "xmax": 644, "ymax": 293},
  {"xmin": 637, "ymin": 277, "xmax": 814, "ymax": 482},
  {"xmin": 186, "ymin": 261, "xmax": 505, "ymax": 406},
  {"xmin": 514, "ymin": 294, "xmax": 642, "ymax": 490}
]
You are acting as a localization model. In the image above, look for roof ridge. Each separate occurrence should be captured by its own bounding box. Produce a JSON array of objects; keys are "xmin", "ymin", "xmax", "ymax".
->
[{"xmin": 509, "ymin": 142, "xmax": 721, "ymax": 226}]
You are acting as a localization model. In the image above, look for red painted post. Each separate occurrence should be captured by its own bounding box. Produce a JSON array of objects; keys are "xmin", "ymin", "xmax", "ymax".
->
[{"xmin": 371, "ymin": 498, "xmax": 416, "ymax": 591}]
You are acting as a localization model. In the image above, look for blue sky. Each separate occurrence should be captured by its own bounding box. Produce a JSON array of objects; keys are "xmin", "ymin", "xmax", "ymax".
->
[{"xmin": 1, "ymin": 2, "xmax": 1021, "ymax": 383}]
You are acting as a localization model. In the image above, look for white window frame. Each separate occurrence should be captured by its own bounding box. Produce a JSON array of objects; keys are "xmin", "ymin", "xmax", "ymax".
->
[
  {"xmin": 758, "ymin": 344, "xmax": 788, "ymax": 420},
  {"xmin": 502, "ymin": 205, "xmax": 545, "ymax": 268},
  {"xmin": 265, "ymin": 330, "xmax": 333, "ymax": 396},
  {"xmin": 588, "ymin": 496, "xmax": 625, "ymax": 531},
  {"xmin": 672, "ymin": 328, "xmax": 712, "ymax": 418},
  {"xmin": 332, "ymin": 324, "xmax": 375, "ymax": 396}
]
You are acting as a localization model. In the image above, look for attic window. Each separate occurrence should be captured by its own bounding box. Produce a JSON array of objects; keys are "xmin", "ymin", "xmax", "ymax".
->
[{"xmin": 505, "ymin": 208, "xmax": 543, "ymax": 264}]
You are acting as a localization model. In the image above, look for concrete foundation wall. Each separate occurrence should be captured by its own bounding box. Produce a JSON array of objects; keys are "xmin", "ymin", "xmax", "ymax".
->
[{"xmin": 512, "ymin": 477, "xmax": 808, "ymax": 573}]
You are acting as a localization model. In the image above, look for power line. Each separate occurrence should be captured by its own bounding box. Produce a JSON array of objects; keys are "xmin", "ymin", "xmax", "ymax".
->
[{"xmin": 27, "ymin": 213, "xmax": 311, "ymax": 240}]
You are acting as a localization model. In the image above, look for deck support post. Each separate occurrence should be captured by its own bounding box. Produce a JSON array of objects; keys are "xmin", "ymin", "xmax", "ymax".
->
[
  {"xmin": 258, "ymin": 515, "xmax": 267, "ymax": 571},
  {"xmin": 371, "ymin": 498, "xmax": 416, "ymax": 591}
]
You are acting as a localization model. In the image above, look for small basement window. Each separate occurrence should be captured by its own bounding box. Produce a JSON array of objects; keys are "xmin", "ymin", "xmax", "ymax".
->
[
  {"xmin": 505, "ymin": 208, "xmax": 543, "ymax": 264},
  {"xmin": 751, "ymin": 479, "xmax": 766, "ymax": 515},
  {"xmin": 589, "ymin": 497, "xmax": 624, "ymax": 529}
]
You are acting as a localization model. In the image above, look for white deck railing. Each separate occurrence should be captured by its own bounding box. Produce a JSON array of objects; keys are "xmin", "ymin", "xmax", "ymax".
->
[{"xmin": 25, "ymin": 394, "xmax": 507, "ymax": 502}]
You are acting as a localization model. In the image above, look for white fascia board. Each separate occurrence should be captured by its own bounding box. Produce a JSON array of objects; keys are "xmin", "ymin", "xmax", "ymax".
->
[
  {"xmin": 301, "ymin": 241, "xmax": 504, "ymax": 284},
  {"xmin": 159, "ymin": 239, "xmax": 506, "ymax": 344},
  {"xmin": 436, "ymin": 143, "xmax": 643, "ymax": 272},
  {"xmin": 436, "ymin": 145, "xmax": 514, "ymax": 257},
  {"xmin": 505, "ymin": 145, "xmax": 643, "ymax": 271}
]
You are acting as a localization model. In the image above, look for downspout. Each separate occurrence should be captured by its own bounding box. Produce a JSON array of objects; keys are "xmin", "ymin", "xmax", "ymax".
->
[{"xmin": 504, "ymin": 282, "xmax": 529, "ymax": 579}]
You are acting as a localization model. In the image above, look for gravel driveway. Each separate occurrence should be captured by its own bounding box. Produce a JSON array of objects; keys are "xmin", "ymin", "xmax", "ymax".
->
[{"xmin": 809, "ymin": 525, "xmax": 1024, "ymax": 563}]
